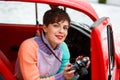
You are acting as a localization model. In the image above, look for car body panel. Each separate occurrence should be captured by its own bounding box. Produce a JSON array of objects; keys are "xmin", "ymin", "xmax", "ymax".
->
[{"xmin": 91, "ymin": 17, "xmax": 119, "ymax": 80}]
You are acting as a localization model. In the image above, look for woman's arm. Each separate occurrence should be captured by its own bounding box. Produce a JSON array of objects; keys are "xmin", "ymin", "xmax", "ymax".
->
[
  {"xmin": 18, "ymin": 39, "xmax": 54, "ymax": 80},
  {"xmin": 57, "ymin": 42, "xmax": 70, "ymax": 73}
]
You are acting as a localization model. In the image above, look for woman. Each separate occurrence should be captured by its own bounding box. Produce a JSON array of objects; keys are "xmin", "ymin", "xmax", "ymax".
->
[{"xmin": 15, "ymin": 8, "xmax": 90, "ymax": 80}]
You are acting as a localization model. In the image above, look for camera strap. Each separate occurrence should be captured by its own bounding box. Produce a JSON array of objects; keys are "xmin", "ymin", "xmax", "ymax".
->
[{"xmin": 41, "ymin": 31, "xmax": 62, "ymax": 63}]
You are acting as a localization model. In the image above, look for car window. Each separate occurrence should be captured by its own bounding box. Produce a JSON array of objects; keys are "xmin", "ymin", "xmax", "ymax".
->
[
  {"xmin": 0, "ymin": 1, "xmax": 35, "ymax": 24},
  {"xmin": 0, "ymin": 1, "xmax": 50, "ymax": 25},
  {"xmin": 0, "ymin": 1, "xmax": 93, "ymax": 27},
  {"xmin": 66, "ymin": 8, "xmax": 94, "ymax": 27}
]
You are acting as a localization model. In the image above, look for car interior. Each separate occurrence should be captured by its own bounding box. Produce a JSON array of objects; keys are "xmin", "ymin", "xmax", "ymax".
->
[
  {"xmin": 65, "ymin": 22, "xmax": 91, "ymax": 80},
  {"xmin": 0, "ymin": 22, "xmax": 91, "ymax": 80},
  {"xmin": 0, "ymin": 4, "xmax": 91, "ymax": 80}
]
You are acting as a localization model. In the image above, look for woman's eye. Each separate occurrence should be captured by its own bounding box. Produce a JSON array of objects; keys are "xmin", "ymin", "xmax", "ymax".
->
[
  {"xmin": 63, "ymin": 26, "xmax": 69, "ymax": 30},
  {"xmin": 53, "ymin": 24, "xmax": 59, "ymax": 28}
]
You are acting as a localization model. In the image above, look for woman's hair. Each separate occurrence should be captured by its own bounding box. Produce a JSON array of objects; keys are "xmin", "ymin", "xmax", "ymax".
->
[{"xmin": 43, "ymin": 8, "xmax": 70, "ymax": 26}]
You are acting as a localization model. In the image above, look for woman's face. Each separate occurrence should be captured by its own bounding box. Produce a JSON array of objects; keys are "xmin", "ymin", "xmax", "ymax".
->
[{"xmin": 43, "ymin": 20, "xmax": 69, "ymax": 49}]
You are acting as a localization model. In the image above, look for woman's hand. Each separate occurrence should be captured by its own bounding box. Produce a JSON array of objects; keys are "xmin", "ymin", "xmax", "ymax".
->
[
  {"xmin": 63, "ymin": 56, "xmax": 90, "ymax": 80},
  {"xmin": 76, "ymin": 56, "xmax": 90, "ymax": 68},
  {"xmin": 63, "ymin": 63, "xmax": 75, "ymax": 80}
]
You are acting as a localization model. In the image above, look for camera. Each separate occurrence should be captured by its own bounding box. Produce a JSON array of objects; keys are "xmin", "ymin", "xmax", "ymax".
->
[{"xmin": 71, "ymin": 57, "xmax": 88, "ymax": 77}]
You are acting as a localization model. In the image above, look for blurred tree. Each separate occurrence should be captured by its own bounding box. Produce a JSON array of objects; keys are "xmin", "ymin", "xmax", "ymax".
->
[{"xmin": 99, "ymin": 0, "xmax": 106, "ymax": 3}]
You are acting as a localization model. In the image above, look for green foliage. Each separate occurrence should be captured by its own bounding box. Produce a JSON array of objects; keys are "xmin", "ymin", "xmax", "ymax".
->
[{"xmin": 98, "ymin": 0, "xmax": 106, "ymax": 4}]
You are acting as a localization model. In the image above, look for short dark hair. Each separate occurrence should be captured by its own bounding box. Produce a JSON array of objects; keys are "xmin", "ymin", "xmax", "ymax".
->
[{"xmin": 43, "ymin": 8, "xmax": 70, "ymax": 26}]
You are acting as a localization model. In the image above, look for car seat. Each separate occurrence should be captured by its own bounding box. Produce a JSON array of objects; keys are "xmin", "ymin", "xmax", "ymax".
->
[
  {"xmin": 0, "ymin": 50, "xmax": 14, "ymax": 73},
  {"xmin": 0, "ymin": 59, "xmax": 16, "ymax": 80},
  {"xmin": 0, "ymin": 50, "xmax": 15, "ymax": 80}
]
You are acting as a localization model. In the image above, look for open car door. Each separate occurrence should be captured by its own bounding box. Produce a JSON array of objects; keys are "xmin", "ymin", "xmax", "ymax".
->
[{"xmin": 91, "ymin": 17, "xmax": 119, "ymax": 80}]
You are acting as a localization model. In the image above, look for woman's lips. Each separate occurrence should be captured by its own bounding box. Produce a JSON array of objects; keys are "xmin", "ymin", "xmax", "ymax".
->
[{"xmin": 56, "ymin": 35, "xmax": 64, "ymax": 40}]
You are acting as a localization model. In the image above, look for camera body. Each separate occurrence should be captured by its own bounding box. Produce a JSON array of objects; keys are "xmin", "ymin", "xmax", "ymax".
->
[{"xmin": 71, "ymin": 57, "xmax": 88, "ymax": 77}]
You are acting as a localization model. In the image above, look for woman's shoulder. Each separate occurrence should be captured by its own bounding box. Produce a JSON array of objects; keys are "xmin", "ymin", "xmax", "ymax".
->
[
  {"xmin": 60, "ymin": 42, "xmax": 68, "ymax": 48},
  {"xmin": 60, "ymin": 42, "xmax": 70, "ymax": 58},
  {"xmin": 20, "ymin": 37, "xmax": 38, "ymax": 49},
  {"xmin": 60, "ymin": 42, "xmax": 69, "ymax": 51},
  {"xmin": 18, "ymin": 37, "xmax": 39, "ymax": 60}
]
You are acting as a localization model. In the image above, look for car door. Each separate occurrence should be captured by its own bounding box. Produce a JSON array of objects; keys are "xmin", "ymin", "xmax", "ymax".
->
[{"xmin": 91, "ymin": 17, "xmax": 119, "ymax": 80}]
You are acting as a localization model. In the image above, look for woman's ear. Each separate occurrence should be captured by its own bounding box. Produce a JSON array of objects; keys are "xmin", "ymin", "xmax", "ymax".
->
[{"xmin": 43, "ymin": 25, "xmax": 47, "ymax": 33}]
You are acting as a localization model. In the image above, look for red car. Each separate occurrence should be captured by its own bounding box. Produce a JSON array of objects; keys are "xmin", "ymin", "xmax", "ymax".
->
[{"xmin": 0, "ymin": 0, "xmax": 120, "ymax": 80}]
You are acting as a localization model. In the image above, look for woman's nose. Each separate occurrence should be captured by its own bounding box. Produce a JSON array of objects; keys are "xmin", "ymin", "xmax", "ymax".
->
[{"xmin": 59, "ymin": 27, "xmax": 64, "ymax": 33}]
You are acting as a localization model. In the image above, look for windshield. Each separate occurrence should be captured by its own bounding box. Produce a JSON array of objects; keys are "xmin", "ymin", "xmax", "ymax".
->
[{"xmin": 66, "ymin": 8, "xmax": 94, "ymax": 26}]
